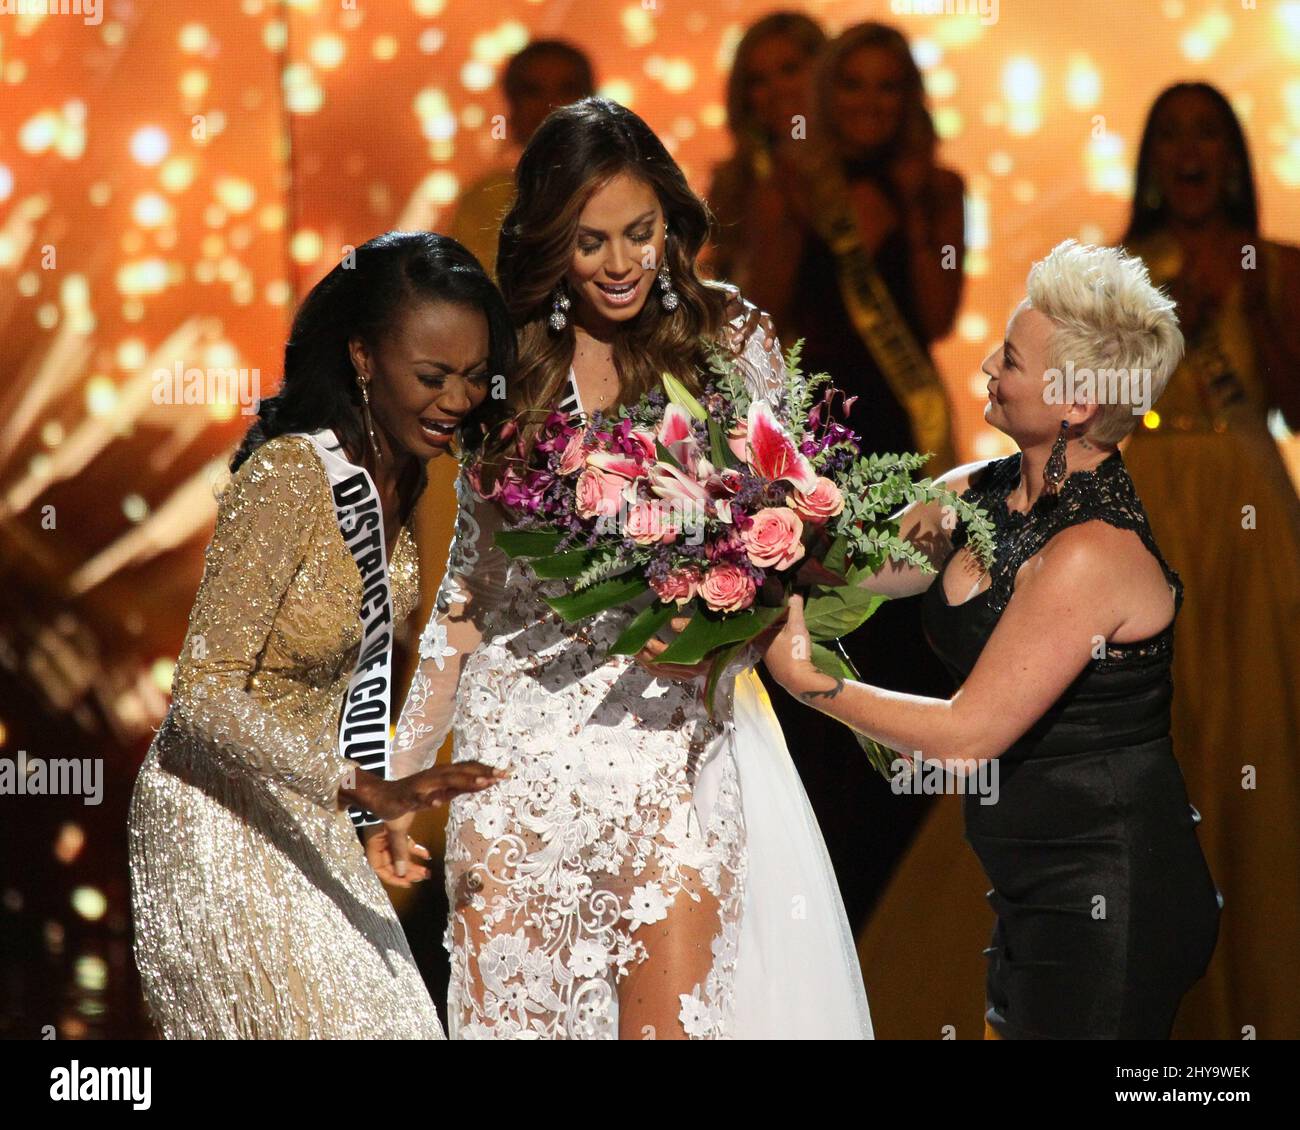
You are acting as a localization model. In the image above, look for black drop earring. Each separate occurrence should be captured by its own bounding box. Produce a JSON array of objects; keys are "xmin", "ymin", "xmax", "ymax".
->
[{"xmin": 1043, "ymin": 420, "xmax": 1069, "ymax": 497}]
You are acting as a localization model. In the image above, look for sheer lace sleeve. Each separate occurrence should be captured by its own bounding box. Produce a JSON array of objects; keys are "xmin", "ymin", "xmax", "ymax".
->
[
  {"xmin": 168, "ymin": 437, "xmax": 355, "ymax": 809},
  {"xmin": 716, "ymin": 283, "xmax": 787, "ymax": 407},
  {"xmin": 714, "ymin": 286, "xmax": 790, "ymax": 678},
  {"xmin": 392, "ymin": 466, "xmax": 509, "ymax": 778}
]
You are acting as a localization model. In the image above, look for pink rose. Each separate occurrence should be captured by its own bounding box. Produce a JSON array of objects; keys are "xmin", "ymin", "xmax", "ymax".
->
[
  {"xmin": 575, "ymin": 467, "xmax": 627, "ymax": 518},
  {"xmin": 558, "ymin": 431, "xmax": 587, "ymax": 475},
  {"xmin": 650, "ymin": 564, "xmax": 702, "ymax": 607},
  {"xmin": 789, "ymin": 476, "xmax": 845, "ymax": 524},
  {"xmin": 727, "ymin": 420, "xmax": 749, "ymax": 464},
  {"xmin": 624, "ymin": 501, "xmax": 679, "ymax": 546},
  {"xmin": 740, "ymin": 506, "xmax": 806, "ymax": 570},
  {"xmin": 699, "ymin": 562, "xmax": 757, "ymax": 613}
]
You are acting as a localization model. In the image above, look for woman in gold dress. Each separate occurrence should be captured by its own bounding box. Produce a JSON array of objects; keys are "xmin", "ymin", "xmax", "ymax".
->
[
  {"xmin": 1117, "ymin": 83, "xmax": 1300, "ymax": 1038},
  {"xmin": 128, "ymin": 232, "xmax": 513, "ymax": 1038}
]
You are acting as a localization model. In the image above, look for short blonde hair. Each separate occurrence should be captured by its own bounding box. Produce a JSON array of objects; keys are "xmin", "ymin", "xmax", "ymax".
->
[{"xmin": 1025, "ymin": 239, "xmax": 1184, "ymax": 444}]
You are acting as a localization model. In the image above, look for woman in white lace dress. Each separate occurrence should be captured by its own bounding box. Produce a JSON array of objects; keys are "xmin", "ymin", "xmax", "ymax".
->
[{"xmin": 389, "ymin": 98, "xmax": 872, "ymax": 1039}]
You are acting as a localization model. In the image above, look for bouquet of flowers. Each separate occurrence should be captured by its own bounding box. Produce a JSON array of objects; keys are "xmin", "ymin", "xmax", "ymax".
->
[{"xmin": 473, "ymin": 342, "xmax": 995, "ymax": 775}]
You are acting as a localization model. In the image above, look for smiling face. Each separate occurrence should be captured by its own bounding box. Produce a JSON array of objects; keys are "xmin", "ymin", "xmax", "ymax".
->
[
  {"xmin": 744, "ymin": 32, "xmax": 817, "ymax": 139},
  {"xmin": 981, "ymin": 301, "xmax": 1096, "ymax": 447},
  {"xmin": 830, "ymin": 45, "xmax": 908, "ymax": 153},
  {"xmin": 350, "ymin": 299, "xmax": 492, "ymax": 461},
  {"xmin": 1148, "ymin": 88, "xmax": 1238, "ymax": 225},
  {"xmin": 565, "ymin": 172, "xmax": 665, "ymax": 334}
]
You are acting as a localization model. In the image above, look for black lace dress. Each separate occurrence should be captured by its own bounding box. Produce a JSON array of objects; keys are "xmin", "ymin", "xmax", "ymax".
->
[{"xmin": 921, "ymin": 451, "xmax": 1221, "ymax": 1039}]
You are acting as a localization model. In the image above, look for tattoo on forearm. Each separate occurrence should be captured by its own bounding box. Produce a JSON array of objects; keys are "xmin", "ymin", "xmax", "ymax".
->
[{"xmin": 801, "ymin": 677, "xmax": 845, "ymax": 703}]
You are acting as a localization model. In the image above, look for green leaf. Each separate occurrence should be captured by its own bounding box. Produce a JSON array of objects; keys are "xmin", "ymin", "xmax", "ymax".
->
[
  {"xmin": 544, "ymin": 575, "xmax": 648, "ymax": 621},
  {"xmin": 655, "ymin": 603, "xmax": 785, "ymax": 666},
  {"xmin": 528, "ymin": 547, "xmax": 608, "ymax": 579},
  {"xmin": 821, "ymin": 533, "xmax": 849, "ymax": 578},
  {"xmin": 662, "ymin": 371, "xmax": 708, "ymax": 421},
  {"xmin": 707, "ymin": 416, "xmax": 741, "ymax": 470},
  {"xmin": 809, "ymin": 641, "xmax": 900, "ymax": 779},
  {"xmin": 608, "ymin": 600, "xmax": 679, "ymax": 656},
  {"xmin": 495, "ymin": 529, "xmax": 562, "ymax": 558},
  {"xmin": 803, "ymin": 573, "xmax": 889, "ymax": 640}
]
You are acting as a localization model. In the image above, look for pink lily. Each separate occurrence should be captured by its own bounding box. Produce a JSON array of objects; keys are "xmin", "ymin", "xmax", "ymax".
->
[
  {"xmin": 587, "ymin": 451, "xmax": 648, "ymax": 479},
  {"xmin": 745, "ymin": 399, "xmax": 818, "ymax": 491},
  {"xmin": 647, "ymin": 461, "xmax": 710, "ymax": 504}
]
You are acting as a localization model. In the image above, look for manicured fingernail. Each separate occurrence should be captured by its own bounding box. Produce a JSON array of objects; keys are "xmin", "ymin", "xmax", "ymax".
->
[{"xmin": 395, "ymin": 861, "xmax": 407, "ymax": 877}]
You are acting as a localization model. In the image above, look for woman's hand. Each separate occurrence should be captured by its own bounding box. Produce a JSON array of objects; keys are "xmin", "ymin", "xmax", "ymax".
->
[
  {"xmin": 760, "ymin": 593, "xmax": 822, "ymax": 693},
  {"xmin": 634, "ymin": 615, "xmax": 717, "ymax": 683},
  {"xmin": 362, "ymin": 816, "xmax": 431, "ymax": 887},
  {"xmin": 342, "ymin": 761, "xmax": 508, "ymax": 823}
]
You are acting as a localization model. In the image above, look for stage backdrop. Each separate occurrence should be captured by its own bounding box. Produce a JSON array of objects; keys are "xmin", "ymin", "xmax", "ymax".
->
[{"xmin": 1, "ymin": 0, "xmax": 1297, "ymax": 1038}]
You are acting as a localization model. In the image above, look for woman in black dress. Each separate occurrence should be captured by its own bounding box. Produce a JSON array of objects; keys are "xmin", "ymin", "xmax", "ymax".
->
[{"xmin": 762, "ymin": 240, "xmax": 1221, "ymax": 1039}]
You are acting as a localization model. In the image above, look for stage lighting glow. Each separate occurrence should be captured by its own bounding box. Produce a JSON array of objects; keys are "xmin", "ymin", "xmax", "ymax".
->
[
  {"xmin": 132, "ymin": 193, "xmax": 172, "ymax": 228},
  {"xmin": 85, "ymin": 376, "xmax": 118, "ymax": 417},
  {"xmin": 151, "ymin": 658, "xmax": 176, "ymax": 692},
  {"xmin": 178, "ymin": 23, "xmax": 211, "ymax": 55},
  {"xmin": 310, "ymin": 33, "xmax": 346, "ymax": 69},
  {"xmin": 129, "ymin": 126, "xmax": 170, "ymax": 167},
  {"xmin": 290, "ymin": 229, "xmax": 323, "ymax": 264},
  {"xmin": 283, "ymin": 63, "xmax": 324, "ymax": 115},
  {"xmin": 53, "ymin": 823, "xmax": 86, "ymax": 864},
  {"xmin": 71, "ymin": 887, "xmax": 108, "ymax": 922},
  {"xmin": 122, "ymin": 494, "xmax": 149, "ymax": 522},
  {"xmin": 215, "ymin": 177, "xmax": 256, "ymax": 214},
  {"xmin": 116, "ymin": 259, "xmax": 169, "ymax": 297},
  {"xmin": 623, "ymin": 7, "xmax": 656, "ymax": 48},
  {"xmin": 1066, "ymin": 55, "xmax": 1102, "ymax": 109},
  {"xmin": 1002, "ymin": 58, "xmax": 1042, "ymax": 105}
]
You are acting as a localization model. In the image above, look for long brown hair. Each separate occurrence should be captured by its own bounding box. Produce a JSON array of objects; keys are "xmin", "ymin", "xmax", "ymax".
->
[{"xmin": 492, "ymin": 96, "xmax": 730, "ymax": 465}]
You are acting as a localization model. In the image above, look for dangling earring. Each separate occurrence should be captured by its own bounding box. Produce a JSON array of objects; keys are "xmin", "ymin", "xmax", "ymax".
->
[
  {"xmin": 657, "ymin": 226, "xmax": 679, "ymax": 313},
  {"xmin": 548, "ymin": 284, "xmax": 571, "ymax": 332},
  {"xmin": 358, "ymin": 377, "xmax": 383, "ymax": 463},
  {"xmin": 1043, "ymin": 420, "xmax": 1069, "ymax": 497},
  {"xmin": 657, "ymin": 261, "xmax": 679, "ymax": 313}
]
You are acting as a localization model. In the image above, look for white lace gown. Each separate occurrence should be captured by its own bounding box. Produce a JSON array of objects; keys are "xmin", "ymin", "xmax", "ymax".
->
[{"xmin": 393, "ymin": 297, "xmax": 873, "ymax": 1039}]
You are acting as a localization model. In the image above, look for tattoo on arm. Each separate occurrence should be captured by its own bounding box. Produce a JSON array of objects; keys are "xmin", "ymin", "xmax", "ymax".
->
[{"xmin": 801, "ymin": 677, "xmax": 845, "ymax": 703}]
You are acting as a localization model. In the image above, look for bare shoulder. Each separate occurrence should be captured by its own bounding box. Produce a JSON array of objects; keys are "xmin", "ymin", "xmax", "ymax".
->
[
  {"xmin": 932, "ymin": 165, "xmax": 965, "ymax": 200},
  {"xmin": 1027, "ymin": 519, "xmax": 1164, "ymax": 592}
]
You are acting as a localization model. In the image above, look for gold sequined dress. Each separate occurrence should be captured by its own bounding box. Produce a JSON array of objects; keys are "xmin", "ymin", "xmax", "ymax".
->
[{"xmin": 128, "ymin": 434, "xmax": 445, "ymax": 1039}]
